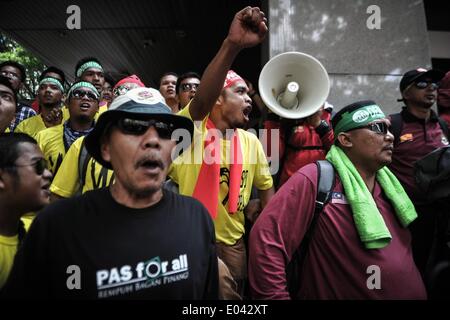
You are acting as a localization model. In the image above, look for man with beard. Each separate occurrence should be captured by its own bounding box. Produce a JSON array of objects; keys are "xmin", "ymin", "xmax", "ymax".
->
[
  {"xmin": 169, "ymin": 6, "xmax": 274, "ymax": 298},
  {"xmin": 249, "ymin": 101, "xmax": 425, "ymax": 300},
  {"xmin": 48, "ymin": 74, "xmax": 147, "ymax": 201},
  {"xmin": 14, "ymin": 77, "xmax": 63, "ymax": 138},
  {"xmin": 2, "ymin": 87, "xmax": 218, "ymax": 299},
  {"xmin": 388, "ymin": 68, "xmax": 449, "ymax": 287},
  {"xmin": 35, "ymin": 81, "xmax": 99, "ymax": 176}
]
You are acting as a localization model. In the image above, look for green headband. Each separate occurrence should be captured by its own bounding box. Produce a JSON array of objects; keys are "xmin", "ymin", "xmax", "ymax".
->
[
  {"xmin": 67, "ymin": 81, "xmax": 100, "ymax": 99},
  {"xmin": 39, "ymin": 77, "xmax": 64, "ymax": 92},
  {"xmin": 334, "ymin": 104, "xmax": 386, "ymax": 137},
  {"xmin": 76, "ymin": 61, "xmax": 103, "ymax": 78}
]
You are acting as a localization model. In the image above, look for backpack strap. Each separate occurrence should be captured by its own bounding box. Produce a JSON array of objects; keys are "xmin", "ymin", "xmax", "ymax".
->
[
  {"xmin": 286, "ymin": 160, "xmax": 335, "ymax": 298},
  {"xmin": 76, "ymin": 138, "xmax": 91, "ymax": 196},
  {"xmin": 389, "ymin": 113, "xmax": 403, "ymax": 147},
  {"xmin": 437, "ymin": 117, "xmax": 449, "ymax": 139}
]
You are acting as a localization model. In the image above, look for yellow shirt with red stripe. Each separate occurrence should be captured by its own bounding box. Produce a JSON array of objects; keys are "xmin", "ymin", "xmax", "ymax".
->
[
  {"xmin": 168, "ymin": 103, "xmax": 273, "ymax": 245},
  {"xmin": 50, "ymin": 136, "xmax": 114, "ymax": 198},
  {"xmin": 0, "ymin": 233, "xmax": 19, "ymax": 288}
]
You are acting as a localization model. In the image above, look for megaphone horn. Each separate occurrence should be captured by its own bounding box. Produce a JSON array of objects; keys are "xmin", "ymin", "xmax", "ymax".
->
[{"xmin": 258, "ymin": 52, "xmax": 330, "ymax": 119}]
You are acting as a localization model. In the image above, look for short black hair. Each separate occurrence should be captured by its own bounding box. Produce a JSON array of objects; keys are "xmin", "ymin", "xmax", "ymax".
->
[
  {"xmin": 0, "ymin": 75, "xmax": 17, "ymax": 105},
  {"xmin": 176, "ymin": 71, "xmax": 201, "ymax": 94},
  {"xmin": 0, "ymin": 60, "xmax": 26, "ymax": 83},
  {"xmin": 159, "ymin": 72, "xmax": 178, "ymax": 86},
  {"xmin": 103, "ymin": 73, "xmax": 115, "ymax": 87},
  {"xmin": 0, "ymin": 133, "xmax": 37, "ymax": 172},
  {"xmin": 39, "ymin": 66, "xmax": 66, "ymax": 85},
  {"xmin": 74, "ymin": 56, "xmax": 103, "ymax": 77}
]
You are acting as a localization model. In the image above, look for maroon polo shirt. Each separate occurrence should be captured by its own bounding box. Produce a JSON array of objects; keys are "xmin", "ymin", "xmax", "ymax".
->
[
  {"xmin": 389, "ymin": 108, "xmax": 448, "ymax": 203},
  {"xmin": 249, "ymin": 163, "xmax": 426, "ymax": 300}
]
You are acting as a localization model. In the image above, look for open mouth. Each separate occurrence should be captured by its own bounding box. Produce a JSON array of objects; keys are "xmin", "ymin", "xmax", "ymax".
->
[
  {"xmin": 243, "ymin": 105, "xmax": 252, "ymax": 120},
  {"xmin": 137, "ymin": 158, "xmax": 164, "ymax": 173},
  {"xmin": 80, "ymin": 102, "xmax": 91, "ymax": 111}
]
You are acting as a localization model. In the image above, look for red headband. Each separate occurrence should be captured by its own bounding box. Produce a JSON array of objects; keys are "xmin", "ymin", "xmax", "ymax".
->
[{"xmin": 223, "ymin": 70, "xmax": 244, "ymax": 89}]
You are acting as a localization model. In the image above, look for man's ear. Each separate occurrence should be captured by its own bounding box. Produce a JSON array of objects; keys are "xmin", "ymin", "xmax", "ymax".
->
[
  {"xmin": 100, "ymin": 135, "xmax": 111, "ymax": 163},
  {"xmin": 0, "ymin": 169, "xmax": 7, "ymax": 190},
  {"xmin": 337, "ymin": 132, "xmax": 353, "ymax": 148},
  {"xmin": 216, "ymin": 93, "xmax": 225, "ymax": 106}
]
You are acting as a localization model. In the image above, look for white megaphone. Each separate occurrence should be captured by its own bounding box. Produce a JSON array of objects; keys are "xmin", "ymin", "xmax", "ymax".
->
[{"xmin": 258, "ymin": 52, "xmax": 330, "ymax": 119}]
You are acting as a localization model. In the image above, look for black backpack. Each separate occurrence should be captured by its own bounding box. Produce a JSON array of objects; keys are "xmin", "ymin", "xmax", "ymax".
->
[
  {"xmin": 414, "ymin": 146, "xmax": 450, "ymax": 202},
  {"xmin": 286, "ymin": 160, "xmax": 335, "ymax": 299}
]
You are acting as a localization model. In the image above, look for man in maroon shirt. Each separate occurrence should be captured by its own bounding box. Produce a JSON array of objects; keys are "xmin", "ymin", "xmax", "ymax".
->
[
  {"xmin": 388, "ymin": 68, "xmax": 448, "ymax": 281},
  {"xmin": 249, "ymin": 100, "xmax": 426, "ymax": 300}
]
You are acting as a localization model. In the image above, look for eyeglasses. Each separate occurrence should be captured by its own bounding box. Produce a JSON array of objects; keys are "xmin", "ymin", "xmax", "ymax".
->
[
  {"xmin": 9, "ymin": 158, "xmax": 48, "ymax": 175},
  {"xmin": 0, "ymin": 70, "xmax": 20, "ymax": 80},
  {"xmin": 71, "ymin": 89, "xmax": 98, "ymax": 101},
  {"xmin": 117, "ymin": 118, "xmax": 175, "ymax": 139},
  {"xmin": 347, "ymin": 122, "xmax": 389, "ymax": 135},
  {"xmin": 180, "ymin": 83, "xmax": 199, "ymax": 92},
  {"xmin": 414, "ymin": 81, "xmax": 439, "ymax": 90}
]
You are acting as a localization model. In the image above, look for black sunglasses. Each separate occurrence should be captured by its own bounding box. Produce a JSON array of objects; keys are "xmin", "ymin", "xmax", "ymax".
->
[
  {"xmin": 347, "ymin": 122, "xmax": 389, "ymax": 135},
  {"xmin": 180, "ymin": 83, "xmax": 199, "ymax": 92},
  {"xmin": 71, "ymin": 89, "xmax": 98, "ymax": 101},
  {"xmin": 117, "ymin": 118, "xmax": 175, "ymax": 139},
  {"xmin": 414, "ymin": 81, "xmax": 439, "ymax": 90},
  {"xmin": 9, "ymin": 158, "xmax": 48, "ymax": 175}
]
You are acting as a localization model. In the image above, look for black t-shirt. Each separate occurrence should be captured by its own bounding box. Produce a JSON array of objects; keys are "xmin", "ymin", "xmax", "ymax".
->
[{"xmin": 3, "ymin": 188, "xmax": 218, "ymax": 299}]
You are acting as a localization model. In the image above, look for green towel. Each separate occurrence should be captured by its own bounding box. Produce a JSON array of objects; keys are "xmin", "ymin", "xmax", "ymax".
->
[{"xmin": 326, "ymin": 145, "xmax": 417, "ymax": 249}]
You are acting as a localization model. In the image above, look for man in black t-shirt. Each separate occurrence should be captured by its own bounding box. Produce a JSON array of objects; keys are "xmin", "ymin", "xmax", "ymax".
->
[{"xmin": 3, "ymin": 87, "xmax": 218, "ymax": 299}]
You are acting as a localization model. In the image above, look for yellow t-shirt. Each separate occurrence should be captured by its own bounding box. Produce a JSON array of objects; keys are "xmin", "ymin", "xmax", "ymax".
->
[
  {"xmin": 21, "ymin": 212, "xmax": 36, "ymax": 231},
  {"xmin": 50, "ymin": 136, "xmax": 114, "ymax": 198},
  {"xmin": 0, "ymin": 233, "xmax": 19, "ymax": 288},
  {"xmin": 35, "ymin": 124, "xmax": 66, "ymax": 175},
  {"xmin": 14, "ymin": 114, "xmax": 47, "ymax": 138},
  {"xmin": 169, "ymin": 105, "xmax": 273, "ymax": 245}
]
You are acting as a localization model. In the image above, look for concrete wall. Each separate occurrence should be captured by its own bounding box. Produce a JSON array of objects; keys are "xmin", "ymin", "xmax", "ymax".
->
[{"xmin": 266, "ymin": 0, "xmax": 431, "ymax": 115}]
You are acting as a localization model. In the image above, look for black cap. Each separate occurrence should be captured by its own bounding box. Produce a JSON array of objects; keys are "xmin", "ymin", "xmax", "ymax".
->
[{"xmin": 399, "ymin": 68, "xmax": 445, "ymax": 93}]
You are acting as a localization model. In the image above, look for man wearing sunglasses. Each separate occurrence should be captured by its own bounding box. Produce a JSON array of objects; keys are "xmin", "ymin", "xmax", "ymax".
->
[
  {"xmin": 176, "ymin": 72, "xmax": 201, "ymax": 110},
  {"xmin": 388, "ymin": 68, "xmax": 449, "ymax": 281},
  {"xmin": 0, "ymin": 133, "xmax": 52, "ymax": 289},
  {"xmin": 249, "ymin": 100, "xmax": 426, "ymax": 299},
  {"xmin": 48, "ymin": 75, "xmax": 145, "ymax": 202},
  {"xmin": 3, "ymin": 87, "xmax": 219, "ymax": 299},
  {"xmin": 168, "ymin": 7, "xmax": 273, "ymax": 298},
  {"xmin": 34, "ymin": 81, "xmax": 99, "ymax": 176}
]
